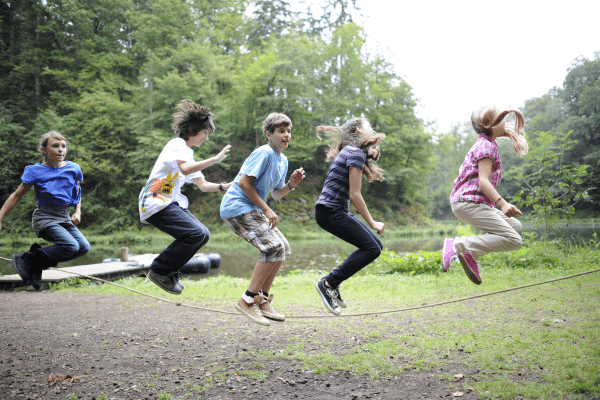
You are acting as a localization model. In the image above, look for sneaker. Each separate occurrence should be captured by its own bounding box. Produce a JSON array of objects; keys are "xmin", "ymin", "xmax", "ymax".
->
[
  {"xmin": 456, "ymin": 251, "xmax": 482, "ymax": 285},
  {"xmin": 315, "ymin": 278, "xmax": 341, "ymax": 315},
  {"xmin": 28, "ymin": 243, "xmax": 44, "ymax": 290},
  {"xmin": 331, "ymin": 286, "xmax": 347, "ymax": 308},
  {"xmin": 175, "ymin": 270, "xmax": 185, "ymax": 290},
  {"xmin": 148, "ymin": 270, "xmax": 183, "ymax": 295},
  {"xmin": 12, "ymin": 253, "xmax": 31, "ymax": 283},
  {"xmin": 441, "ymin": 238, "xmax": 456, "ymax": 272},
  {"xmin": 259, "ymin": 292, "xmax": 285, "ymax": 321},
  {"xmin": 235, "ymin": 294, "xmax": 270, "ymax": 326}
]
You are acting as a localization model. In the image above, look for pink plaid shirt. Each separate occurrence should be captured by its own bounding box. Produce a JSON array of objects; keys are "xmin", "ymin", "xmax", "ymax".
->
[{"xmin": 450, "ymin": 134, "xmax": 502, "ymax": 208}]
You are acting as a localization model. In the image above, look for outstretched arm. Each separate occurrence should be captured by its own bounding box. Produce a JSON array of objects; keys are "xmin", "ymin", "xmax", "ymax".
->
[
  {"xmin": 0, "ymin": 183, "xmax": 32, "ymax": 231},
  {"xmin": 193, "ymin": 176, "xmax": 232, "ymax": 193},
  {"xmin": 348, "ymin": 166, "xmax": 384, "ymax": 235},
  {"xmin": 177, "ymin": 144, "xmax": 232, "ymax": 175},
  {"xmin": 478, "ymin": 157, "xmax": 522, "ymax": 217}
]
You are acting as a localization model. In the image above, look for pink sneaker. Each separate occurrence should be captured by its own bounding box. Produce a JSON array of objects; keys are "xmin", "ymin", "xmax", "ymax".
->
[
  {"xmin": 457, "ymin": 251, "xmax": 482, "ymax": 285},
  {"xmin": 442, "ymin": 238, "xmax": 456, "ymax": 272}
]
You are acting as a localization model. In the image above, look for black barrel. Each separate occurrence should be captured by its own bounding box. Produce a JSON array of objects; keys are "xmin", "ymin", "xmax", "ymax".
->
[
  {"xmin": 180, "ymin": 255, "xmax": 211, "ymax": 273},
  {"xmin": 206, "ymin": 253, "xmax": 221, "ymax": 269}
]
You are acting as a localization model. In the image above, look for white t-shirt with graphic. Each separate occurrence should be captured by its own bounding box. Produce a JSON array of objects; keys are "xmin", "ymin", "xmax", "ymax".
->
[{"xmin": 138, "ymin": 138, "xmax": 204, "ymax": 223}]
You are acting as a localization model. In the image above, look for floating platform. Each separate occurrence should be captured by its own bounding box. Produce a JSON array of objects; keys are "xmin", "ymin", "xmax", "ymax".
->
[{"xmin": 0, "ymin": 254, "xmax": 158, "ymax": 291}]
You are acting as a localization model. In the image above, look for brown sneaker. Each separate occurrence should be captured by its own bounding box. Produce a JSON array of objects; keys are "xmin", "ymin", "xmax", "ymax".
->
[
  {"xmin": 259, "ymin": 293, "xmax": 285, "ymax": 321},
  {"xmin": 235, "ymin": 294, "xmax": 270, "ymax": 326}
]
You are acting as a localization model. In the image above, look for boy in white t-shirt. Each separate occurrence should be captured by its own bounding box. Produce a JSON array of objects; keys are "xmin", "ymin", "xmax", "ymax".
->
[{"xmin": 139, "ymin": 100, "xmax": 231, "ymax": 294}]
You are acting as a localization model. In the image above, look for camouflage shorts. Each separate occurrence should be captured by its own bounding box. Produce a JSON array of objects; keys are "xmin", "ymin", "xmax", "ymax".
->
[{"xmin": 223, "ymin": 210, "xmax": 291, "ymax": 263}]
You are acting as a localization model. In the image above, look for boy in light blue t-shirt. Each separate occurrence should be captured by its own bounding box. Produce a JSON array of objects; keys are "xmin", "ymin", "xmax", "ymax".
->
[{"xmin": 220, "ymin": 112, "xmax": 305, "ymax": 326}]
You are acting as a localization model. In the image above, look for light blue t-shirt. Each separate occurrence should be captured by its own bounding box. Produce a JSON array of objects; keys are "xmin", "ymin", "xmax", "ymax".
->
[
  {"xmin": 220, "ymin": 144, "xmax": 288, "ymax": 219},
  {"xmin": 21, "ymin": 161, "xmax": 83, "ymax": 206}
]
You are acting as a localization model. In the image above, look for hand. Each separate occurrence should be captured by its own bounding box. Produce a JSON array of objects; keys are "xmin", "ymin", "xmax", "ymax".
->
[
  {"xmin": 71, "ymin": 212, "xmax": 81, "ymax": 225},
  {"xmin": 289, "ymin": 167, "xmax": 305, "ymax": 188},
  {"xmin": 264, "ymin": 208, "xmax": 279, "ymax": 229},
  {"xmin": 501, "ymin": 202, "xmax": 523, "ymax": 218},
  {"xmin": 371, "ymin": 221, "xmax": 384, "ymax": 235},
  {"xmin": 215, "ymin": 144, "xmax": 232, "ymax": 163}
]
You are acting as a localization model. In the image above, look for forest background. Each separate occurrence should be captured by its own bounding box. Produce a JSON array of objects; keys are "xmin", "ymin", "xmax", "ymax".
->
[{"xmin": 1, "ymin": 0, "xmax": 599, "ymax": 235}]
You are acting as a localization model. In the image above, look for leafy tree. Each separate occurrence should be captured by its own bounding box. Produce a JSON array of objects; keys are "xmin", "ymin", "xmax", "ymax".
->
[{"xmin": 508, "ymin": 130, "xmax": 591, "ymax": 238}]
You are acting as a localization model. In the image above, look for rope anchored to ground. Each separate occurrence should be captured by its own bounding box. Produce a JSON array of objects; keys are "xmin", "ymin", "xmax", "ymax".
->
[{"xmin": 1, "ymin": 254, "xmax": 599, "ymax": 318}]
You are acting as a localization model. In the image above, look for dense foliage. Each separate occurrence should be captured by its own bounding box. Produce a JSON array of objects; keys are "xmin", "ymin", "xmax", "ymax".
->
[{"xmin": 0, "ymin": 0, "xmax": 430, "ymax": 233}]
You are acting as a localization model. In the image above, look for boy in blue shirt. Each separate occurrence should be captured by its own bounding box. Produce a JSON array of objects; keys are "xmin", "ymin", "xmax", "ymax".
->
[{"xmin": 220, "ymin": 113, "xmax": 305, "ymax": 326}]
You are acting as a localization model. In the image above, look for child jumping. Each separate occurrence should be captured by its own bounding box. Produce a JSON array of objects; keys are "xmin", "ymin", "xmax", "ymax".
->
[
  {"xmin": 442, "ymin": 106, "xmax": 529, "ymax": 284},
  {"xmin": 0, "ymin": 131, "xmax": 90, "ymax": 290},
  {"xmin": 313, "ymin": 118, "xmax": 386, "ymax": 315},
  {"xmin": 139, "ymin": 100, "xmax": 231, "ymax": 295},
  {"xmin": 220, "ymin": 112, "xmax": 305, "ymax": 326}
]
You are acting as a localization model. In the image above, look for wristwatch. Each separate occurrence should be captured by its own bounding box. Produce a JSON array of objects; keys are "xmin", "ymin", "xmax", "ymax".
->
[{"xmin": 219, "ymin": 182, "xmax": 227, "ymax": 191}]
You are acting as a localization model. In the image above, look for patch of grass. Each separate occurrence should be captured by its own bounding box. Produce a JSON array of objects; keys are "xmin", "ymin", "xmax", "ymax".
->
[{"xmin": 55, "ymin": 241, "xmax": 600, "ymax": 399}]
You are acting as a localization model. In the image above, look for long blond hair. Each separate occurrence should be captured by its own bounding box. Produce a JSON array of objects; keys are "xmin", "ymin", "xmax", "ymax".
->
[
  {"xmin": 471, "ymin": 106, "xmax": 528, "ymax": 156},
  {"xmin": 316, "ymin": 118, "xmax": 386, "ymax": 181}
]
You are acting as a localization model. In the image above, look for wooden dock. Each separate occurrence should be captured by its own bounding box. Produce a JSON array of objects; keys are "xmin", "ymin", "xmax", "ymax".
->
[{"xmin": 0, "ymin": 254, "xmax": 158, "ymax": 291}]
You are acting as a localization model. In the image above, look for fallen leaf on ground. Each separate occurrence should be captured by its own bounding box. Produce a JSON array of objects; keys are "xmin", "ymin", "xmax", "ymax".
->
[{"xmin": 454, "ymin": 374, "xmax": 464, "ymax": 379}]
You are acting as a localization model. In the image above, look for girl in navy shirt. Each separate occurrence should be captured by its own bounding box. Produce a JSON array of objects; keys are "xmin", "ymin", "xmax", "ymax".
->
[
  {"xmin": 314, "ymin": 118, "xmax": 386, "ymax": 315},
  {"xmin": 0, "ymin": 131, "xmax": 89, "ymax": 290}
]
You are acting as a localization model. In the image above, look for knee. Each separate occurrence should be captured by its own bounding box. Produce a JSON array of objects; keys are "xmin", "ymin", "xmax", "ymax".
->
[
  {"xmin": 78, "ymin": 239, "xmax": 90, "ymax": 256},
  {"xmin": 61, "ymin": 240, "xmax": 81, "ymax": 257},
  {"xmin": 365, "ymin": 241, "xmax": 382, "ymax": 260},
  {"xmin": 507, "ymin": 233, "xmax": 522, "ymax": 251},
  {"xmin": 183, "ymin": 227, "xmax": 210, "ymax": 246}
]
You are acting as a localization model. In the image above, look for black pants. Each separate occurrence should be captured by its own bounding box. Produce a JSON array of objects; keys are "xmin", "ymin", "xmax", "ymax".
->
[{"xmin": 315, "ymin": 205, "xmax": 383, "ymax": 288}]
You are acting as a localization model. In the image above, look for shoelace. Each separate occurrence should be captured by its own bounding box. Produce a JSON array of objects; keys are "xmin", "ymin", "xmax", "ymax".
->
[
  {"xmin": 326, "ymin": 288, "xmax": 339, "ymax": 305},
  {"xmin": 252, "ymin": 303, "xmax": 264, "ymax": 317}
]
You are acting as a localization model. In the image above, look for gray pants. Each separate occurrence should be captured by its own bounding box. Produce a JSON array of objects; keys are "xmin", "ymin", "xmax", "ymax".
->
[{"xmin": 452, "ymin": 202, "xmax": 522, "ymax": 260}]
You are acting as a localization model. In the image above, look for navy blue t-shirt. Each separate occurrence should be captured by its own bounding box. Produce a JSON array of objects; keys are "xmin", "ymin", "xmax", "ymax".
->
[
  {"xmin": 316, "ymin": 146, "xmax": 365, "ymax": 211},
  {"xmin": 21, "ymin": 161, "xmax": 83, "ymax": 206}
]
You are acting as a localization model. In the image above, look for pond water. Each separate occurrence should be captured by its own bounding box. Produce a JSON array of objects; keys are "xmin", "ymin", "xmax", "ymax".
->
[{"xmin": 2, "ymin": 221, "xmax": 598, "ymax": 280}]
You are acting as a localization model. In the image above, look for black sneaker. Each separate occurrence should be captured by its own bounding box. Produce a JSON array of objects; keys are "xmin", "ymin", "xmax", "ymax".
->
[
  {"xmin": 148, "ymin": 270, "xmax": 183, "ymax": 295},
  {"xmin": 315, "ymin": 278, "xmax": 341, "ymax": 315},
  {"xmin": 12, "ymin": 253, "xmax": 31, "ymax": 283},
  {"xmin": 332, "ymin": 286, "xmax": 347, "ymax": 308},
  {"xmin": 175, "ymin": 270, "xmax": 185, "ymax": 290}
]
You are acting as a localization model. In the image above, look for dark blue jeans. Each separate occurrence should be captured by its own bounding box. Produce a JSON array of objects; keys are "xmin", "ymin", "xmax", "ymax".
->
[
  {"xmin": 146, "ymin": 202, "xmax": 210, "ymax": 274},
  {"xmin": 38, "ymin": 223, "xmax": 90, "ymax": 264},
  {"xmin": 315, "ymin": 205, "xmax": 383, "ymax": 288}
]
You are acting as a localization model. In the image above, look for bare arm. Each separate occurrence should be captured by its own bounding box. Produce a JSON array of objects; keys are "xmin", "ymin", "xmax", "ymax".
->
[
  {"xmin": 271, "ymin": 168, "xmax": 305, "ymax": 200},
  {"xmin": 71, "ymin": 200, "xmax": 82, "ymax": 225},
  {"xmin": 239, "ymin": 174, "xmax": 279, "ymax": 228},
  {"xmin": 192, "ymin": 176, "xmax": 232, "ymax": 193},
  {"xmin": 0, "ymin": 183, "xmax": 32, "ymax": 231},
  {"xmin": 478, "ymin": 158, "xmax": 522, "ymax": 217},
  {"xmin": 177, "ymin": 144, "xmax": 231, "ymax": 175},
  {"xmin": 348, "ymin": 166, "xmax": 384, "ymax": 234}
]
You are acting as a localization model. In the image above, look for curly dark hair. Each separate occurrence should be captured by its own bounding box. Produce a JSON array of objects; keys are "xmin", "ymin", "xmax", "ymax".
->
[
  {"xmin": 316, "ymin": 118, "xmax": 386, "ymax": 182},
  {"xmin": 172, "ymin": 99, "xmax": 215, "ymax": 140}
]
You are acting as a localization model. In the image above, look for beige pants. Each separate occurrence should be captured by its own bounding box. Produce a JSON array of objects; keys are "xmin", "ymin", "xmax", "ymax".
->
[{"xmin": 452, "ymin": 202, "xmax": 522, "ymax": 260}]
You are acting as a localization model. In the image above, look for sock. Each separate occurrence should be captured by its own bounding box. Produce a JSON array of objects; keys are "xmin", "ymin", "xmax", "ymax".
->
[
  {"xmin": 261, "ymin": 291, "xmax": 269, "ymax": 299},
  {"xmin": 245, "ymin": 290, "xmax": 259, "ymax": 298}
]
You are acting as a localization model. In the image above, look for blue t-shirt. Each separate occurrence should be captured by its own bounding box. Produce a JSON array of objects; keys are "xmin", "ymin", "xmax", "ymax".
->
[
  {"xmin": 316, "ymin": 146, "xmax": 365, "ymax": 211},
  {"xmin": 220, "ymin": 145, "xmax": 288, "ymax": 219},
  {"xmin": 21, "ymin": 161, "xmax": 83, "ymax": 207}
]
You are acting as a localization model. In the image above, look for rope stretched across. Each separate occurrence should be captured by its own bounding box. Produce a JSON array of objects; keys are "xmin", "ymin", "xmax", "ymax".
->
[{"xmin": 2, "ymin": 254, "xmax": 599, "ymax": 318}]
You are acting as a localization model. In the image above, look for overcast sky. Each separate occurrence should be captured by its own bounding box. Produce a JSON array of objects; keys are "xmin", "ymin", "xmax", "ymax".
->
[
  {"xmin": 360, "ymin": 0, "xmax": 600, "ymax": 132},
  {"xmin": 296, "ymin": 0, "xmax": 600, "ymax": 132}
]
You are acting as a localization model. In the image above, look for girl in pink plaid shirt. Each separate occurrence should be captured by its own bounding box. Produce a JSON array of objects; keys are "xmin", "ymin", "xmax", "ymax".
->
[{"xmin": 442, "ymin": 106, "xmax": 529, "ymax": 284}]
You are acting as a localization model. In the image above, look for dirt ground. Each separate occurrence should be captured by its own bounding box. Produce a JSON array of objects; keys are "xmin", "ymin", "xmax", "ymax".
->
[{"xmin": 0, "ymin": 290, "xmax": 507, "ymax": 400}]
